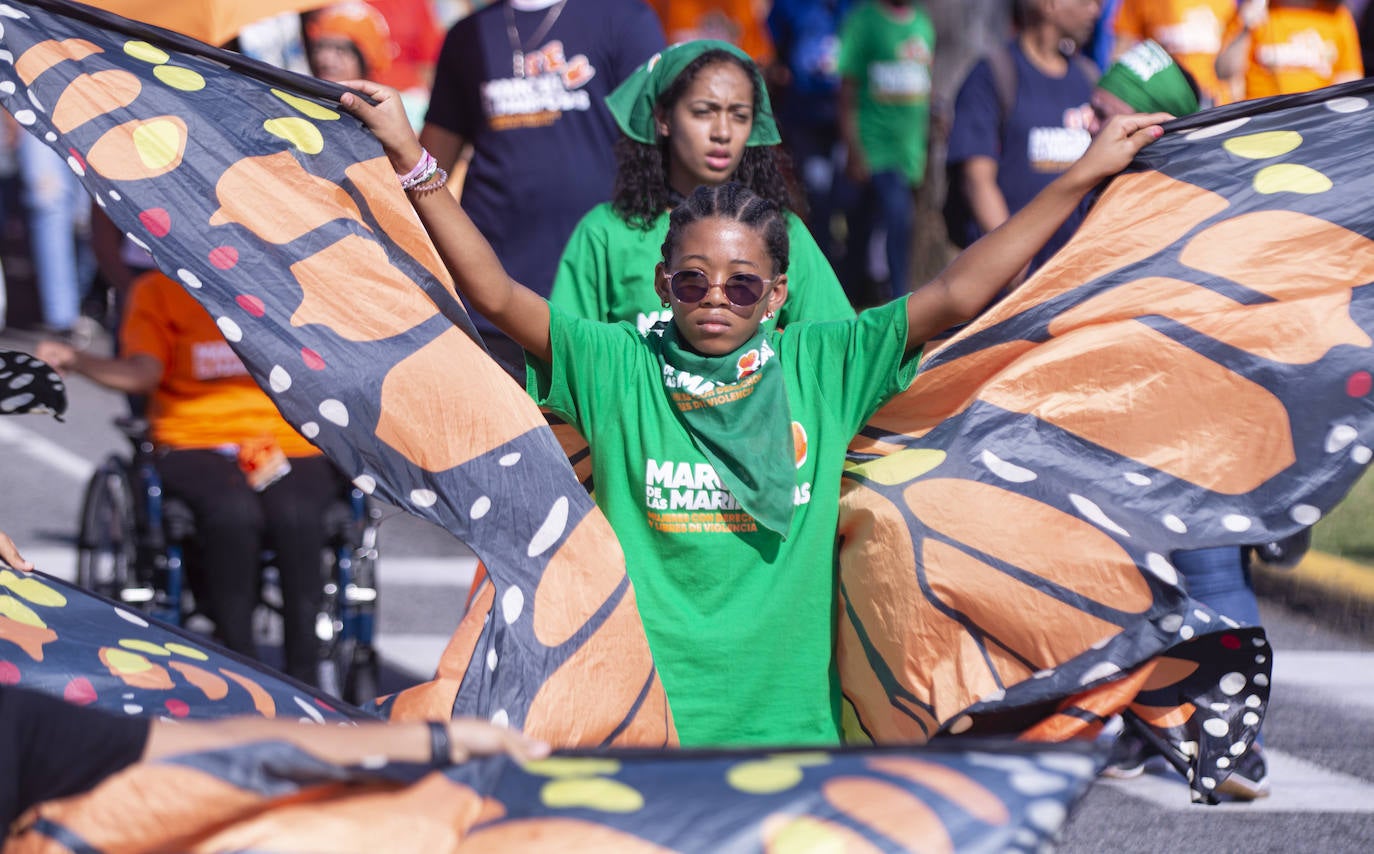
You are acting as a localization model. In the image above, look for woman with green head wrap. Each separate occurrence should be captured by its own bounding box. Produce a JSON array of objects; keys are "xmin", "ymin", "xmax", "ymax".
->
[
  {"xmin": 1091, "ymin": 40, "xmax": 1202, "ymax": 128},
  {"xmin": 548, "ymin": 39, "xmax": 855, "ymax": 335}
]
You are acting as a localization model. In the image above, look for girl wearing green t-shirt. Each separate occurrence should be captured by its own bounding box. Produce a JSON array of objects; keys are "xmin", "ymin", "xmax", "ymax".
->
[
  {"xmin": 548, "ymin": 40, "xmax": 856, "ymax": 335},
  {"xmin": 343, "ymin": 81, "xmax": 1167, "ymax": 746}
]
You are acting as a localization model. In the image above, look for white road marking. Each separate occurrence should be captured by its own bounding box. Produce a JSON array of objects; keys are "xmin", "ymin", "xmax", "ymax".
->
[
  {"xmin": 1101, "ymin": 748, "xmax": 1374, "ymax": 813},
  {"xmin": 375, "ymin": 634, "xmax": 455, "ymax": 679},
  {"xmin": 21, "ymin": 549, "xmax": 478, "ymax": 589},
  {"xmin": 1272, "ymin": 651, "xmax": 1374, "ymax": 711},
  {"xmin": 0, "ymin": 419, "xmax": 95, "ymax": 481}
]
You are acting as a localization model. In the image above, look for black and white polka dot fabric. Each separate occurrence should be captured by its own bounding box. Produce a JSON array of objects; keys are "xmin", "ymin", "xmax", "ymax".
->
[{"xmin": 0, "ymin": 349, "xmax": 67, "ymax": 420}]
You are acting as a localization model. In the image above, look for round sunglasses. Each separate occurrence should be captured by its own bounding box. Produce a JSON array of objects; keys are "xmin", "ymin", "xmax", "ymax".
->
[{"xmin": 666, "ymin": 269, "xmax": 774, "ymax": 308}]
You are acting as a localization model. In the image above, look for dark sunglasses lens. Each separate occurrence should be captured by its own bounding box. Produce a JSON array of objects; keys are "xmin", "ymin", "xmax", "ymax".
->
[
  {"xmin": 723, "ymin": 274, "xmax": 765, "ymax": 306},
  {"xmin": 670, "ymin": 270, "xmax": 710, "ymax": 303}
]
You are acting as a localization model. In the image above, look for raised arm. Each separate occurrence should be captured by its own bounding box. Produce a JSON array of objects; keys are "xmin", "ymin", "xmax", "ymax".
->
[
  {"xmin": 34, "ymin": 339, "xmax": 161, "ymax": 395},
  {"xmin": 341, "ymin": 82, "xmax": 553, "ymax": 364},
  {"xmin": 902, "ymin": 112, "xmax": 1170, "ymax": 353}
]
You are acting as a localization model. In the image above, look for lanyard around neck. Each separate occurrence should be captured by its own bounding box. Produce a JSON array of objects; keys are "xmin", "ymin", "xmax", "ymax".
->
[{"xmin": 504, "ymin": 0, "xmax": 570, "ymax": 78}]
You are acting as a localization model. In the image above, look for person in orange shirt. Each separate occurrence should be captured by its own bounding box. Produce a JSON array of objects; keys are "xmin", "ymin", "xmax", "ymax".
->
[
  {"xmin": 1216, "ymin": 0, "xmax": 1363, "ymax": 99},
  {"xmin": 36, "ymin": 272, "xmax": 345, "ymax": 686},
  {"xmin": 649, "ymin": 0, "xmax": 775, "ymax": 62},
  {"xmin": 305, "ymin": 2, "xmax": 397, "ymax": 84},
  {"xmin": 1113, "ymin": 0, "xmax": 1240, "ymax": 105}
]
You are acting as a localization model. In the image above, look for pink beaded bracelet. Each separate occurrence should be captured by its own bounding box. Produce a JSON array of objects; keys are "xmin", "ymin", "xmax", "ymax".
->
[
  {"xmin": 407, "ymin": 166, "xmax": 449, "ymax": 195},
  {"xmin": 397, "ymin": 149, "xmax": 436, "ymax": 189}
]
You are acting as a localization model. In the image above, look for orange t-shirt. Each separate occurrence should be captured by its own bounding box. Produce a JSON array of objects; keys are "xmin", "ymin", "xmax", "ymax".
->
[
  {"xmin": 648, "ymin": 0, "xmax": 774, "ymax": 63},
  {"xmin": 1225, "ymin": 3, "xmax": 1363, "ymax": 98},
  {"xmin": 1114, "ymin": 0, "xmax": 1237, "ymax": 105},
  {"xmin": 120, "ymin": 272, "xmax": 319, "ymax": 457}
]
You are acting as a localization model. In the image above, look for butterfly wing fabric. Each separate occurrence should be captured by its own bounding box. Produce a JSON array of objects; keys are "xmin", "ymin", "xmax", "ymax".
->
[
  {"xmin": 0, "ymin": 0, "xmax": 670, "ymax": 746},
  {"xmin": 0, "ymin": 570, "xmax": 371, "ymax": 721},
  {"xmin": 837, "ymin": 85, "xmax": 1374, "ymax": 800},
  {"xmin": 9, "ymin": 740, "xmax": 1103, "ymax": 853},
  {"xmin": 0, "ymin": 350, "xmax": 67, "ymax": 418}
]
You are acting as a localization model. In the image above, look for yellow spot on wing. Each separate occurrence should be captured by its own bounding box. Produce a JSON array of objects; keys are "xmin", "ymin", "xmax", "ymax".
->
[
  {"xmin": 1223, "ymin": 130, "xmax": 1303, "ymax": 159},
  {"xmin": 119, "ymin": 639, "xmax": 171, "ymax": 656},
  {"xmin": 764, "ymin": 815, "xmax": 878, "ymax": 853},
  {"xmin": 1254, "ymin": 164, "xmax": 1333, "ymax": 195},
  {"xmin": 0, "ymin": 595, "xmax": 46, "ymax": 628},
  {"xmin": 847, "ymin": 449, "xmax": 946, "ymax": 486},
  {"xmin": 540, "ymin": 777, "xmax": 644, "ymax": 812},
  {"xmin": 727, "ymin": 759, "xmax": 805, "ymax": 794},
  {"xmin": 165, "ymin": 642, "xmax": 210, "ymax": 661},
  {"xmin": 123, "ymin": 40, "xmax": 169, "ymax": 64},
  {"xmin": 522, "ymin": 757, "xmax": 622, "ymax": 778},
  {"xmin": 154, "ymin": 65, "xmax": 205, "ymax": 92},
  {"xmin": 131, "ymin": 118, "xmax": 186, "ymax": 171},
  {"xmin": 0, "ymin": 570, "xmax": 67, "ymax": 607},
  {"xmin": 272, "ymin": 89, "xmax": 341, "ymax": 120},
  {"xmin": 104, "ymin": 648, "xmax": 153, "ymax": 673},
  {"xmin": 264, "ymin": 117, "xmax": 324, "ymax": 155}
]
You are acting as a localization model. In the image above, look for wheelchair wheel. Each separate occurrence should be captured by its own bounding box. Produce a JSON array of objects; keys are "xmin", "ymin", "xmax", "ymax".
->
[
  {"xmin": 75, "ymin": 458, "xmax": 143, "ymax": 603},
  {"xmin": 318, "ymin": 498, "xmax": 381, "ymax": 705}
]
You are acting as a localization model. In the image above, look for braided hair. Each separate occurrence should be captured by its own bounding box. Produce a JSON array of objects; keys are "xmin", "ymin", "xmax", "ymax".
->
[
  {"xmin": 662, "ymin": 182, "xmax": 790, "ymax": 276},
  {"xmin": 612, "ymin": 49, "xmax": 796, "ymax": 230}
]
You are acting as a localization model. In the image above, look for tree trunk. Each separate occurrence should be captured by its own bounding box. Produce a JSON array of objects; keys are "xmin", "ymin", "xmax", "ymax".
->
[{"xmin": 910, "ymin": 0, "xmax": 1014, "ymax": 288}]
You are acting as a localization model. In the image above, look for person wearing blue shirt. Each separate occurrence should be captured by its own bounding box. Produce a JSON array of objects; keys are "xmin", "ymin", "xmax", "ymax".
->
[{"xmin": 946, "ymin": 0, "xmax": 1101, "ymax": 277}]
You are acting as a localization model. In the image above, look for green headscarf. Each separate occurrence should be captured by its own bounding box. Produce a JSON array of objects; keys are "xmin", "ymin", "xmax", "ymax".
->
[
  {"xmin": 605, "ymin": 39, "xmax": 781, "ymax": 147},
  {"xmin": 1097, "ymin": 40, "xmax": 1200, "ymax": 117}
]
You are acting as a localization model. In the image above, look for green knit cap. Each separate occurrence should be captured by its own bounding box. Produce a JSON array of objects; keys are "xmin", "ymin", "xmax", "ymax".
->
[
  {"xmin": 604, "ymin": 39, "xmax": 781, "ymax": 147},
  {"xmin": 1098, "ymin": 40, "xmax": 1200, "ymax": 117}
]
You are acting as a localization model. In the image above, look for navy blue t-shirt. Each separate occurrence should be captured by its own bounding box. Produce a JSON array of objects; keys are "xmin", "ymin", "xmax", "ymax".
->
[
  {"xmin": 425, "ymin": 0, "xmax": 664, "ymax": 328},
  {"xmin": 946, "ymin": 42, "xmax": 1095, "ymax": 272},
  {"xmin": 767, "ymin": 0, "xmax": 852, "ymax": 126}
]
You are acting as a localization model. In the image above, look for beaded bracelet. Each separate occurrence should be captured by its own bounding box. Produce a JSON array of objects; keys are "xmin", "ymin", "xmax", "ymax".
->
[
  {"xmin": 407, "ymin": 166, "xmax": 449, "ymax": 195},
  {"xmin": 396, "ymin": 149, "xmax": 434, "ymax": 186},
  {"xmin": 400, "ymin": 152, "xmax": 439, "ymax": 192}
]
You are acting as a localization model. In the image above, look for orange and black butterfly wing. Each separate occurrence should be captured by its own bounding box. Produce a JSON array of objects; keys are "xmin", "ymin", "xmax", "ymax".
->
[
  {"xmin": 0, "ymin": 0, "xmax": 668, "ymax": 746},
  {"xmin": 839, "ymin": 84, "xmax": 1374, "ymax": 802}
]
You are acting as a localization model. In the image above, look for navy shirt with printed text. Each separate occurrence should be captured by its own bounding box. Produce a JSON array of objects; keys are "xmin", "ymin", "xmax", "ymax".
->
[
  {"xmin": 946, "ymin": 41, "xmax": 1096, "ymax": 272},
  {"xmin": 425, "ymin": 0, "xmax": 664, "ymax": 328}
]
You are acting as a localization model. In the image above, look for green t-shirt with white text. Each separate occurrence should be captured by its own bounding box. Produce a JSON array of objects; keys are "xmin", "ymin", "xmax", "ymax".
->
[
  {"xmin": 549, "ymin": 203, "xmax": 855, "ymax": 335},
  {"xmin": 838, "ymin": 1, "xmax": 935, "ymax": 184},
  {"xmin": 528, "ymin": 299, "xmax": 920, "ymax": 747}
]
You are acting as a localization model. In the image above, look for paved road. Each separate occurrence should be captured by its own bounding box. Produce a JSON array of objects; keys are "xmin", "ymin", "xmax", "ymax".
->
[{"xmin": 4, "ymin": 328, "xmax": 1372, "ymax": 851}]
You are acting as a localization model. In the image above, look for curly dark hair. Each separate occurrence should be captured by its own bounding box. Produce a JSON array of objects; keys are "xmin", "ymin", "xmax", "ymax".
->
[
  {"xmin": 663, "ymin": 182, "xmax": 790, "ymax": 276},
  {"xmin": 611, "ymin": 49, "xmax": 798, "ymax": 230}
]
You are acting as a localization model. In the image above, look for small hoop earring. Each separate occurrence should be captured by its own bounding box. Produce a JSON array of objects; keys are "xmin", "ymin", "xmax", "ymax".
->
[
  {"xmin": 662, "ymin": 299, "xmax": 671, "ymax": 308},
  {"xmin": 765, "ymin": 310, "xmax": 775, "ymax": 320}
]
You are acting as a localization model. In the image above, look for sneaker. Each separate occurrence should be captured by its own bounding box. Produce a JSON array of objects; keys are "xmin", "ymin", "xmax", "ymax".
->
[
  {"xmin": 1101, "ymin": 730, "xmax": 1152, "ymax": 779},
  {"xmin": 1217, "ymin": 746, "xmax": 1270, "ymax": 800}
]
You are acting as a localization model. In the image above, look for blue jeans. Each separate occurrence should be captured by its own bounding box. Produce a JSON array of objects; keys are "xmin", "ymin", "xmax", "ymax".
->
[
  {"xmin": 845, "ymin": 169, "xmax": 914, "ymax": 304},
  {"xmin": 1172, "ymin": 546, "xmax": 1262, "ymax": 627},
  {"xmin": 19, "ymin": 133, "xmax": 88, "ymax": 330}
]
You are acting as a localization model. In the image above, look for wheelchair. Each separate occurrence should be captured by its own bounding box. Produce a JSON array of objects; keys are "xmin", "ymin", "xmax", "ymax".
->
[{"xmin": 74, "ymin": 417, "xmax": 382, "ymax": 705}]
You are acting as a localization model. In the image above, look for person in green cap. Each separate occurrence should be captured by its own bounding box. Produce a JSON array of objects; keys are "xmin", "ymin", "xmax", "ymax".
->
[
  {"xmin": 548, "ymin": 39, "xmax": 855, "ymax": 336},
  {"xmin": 1091, "ymin": 39, "xmax": 1201, "ymax": 131},
  {"xmin": 341, "ymin": 76, "xmax": 1168, "ymax": 748}
]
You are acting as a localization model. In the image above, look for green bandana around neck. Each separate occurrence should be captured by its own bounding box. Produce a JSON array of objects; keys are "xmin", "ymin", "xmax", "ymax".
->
[
  {"xmin": 651, "ymin": 322, "xmax": 795, "ymax": 537},
  {"xmin": 605, "ymin": 39, "xmax": 781, "ymax": 147},
  {"xmin": 1097, "ymin": 40, "xmax": 1200, "ymax": 117}
]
